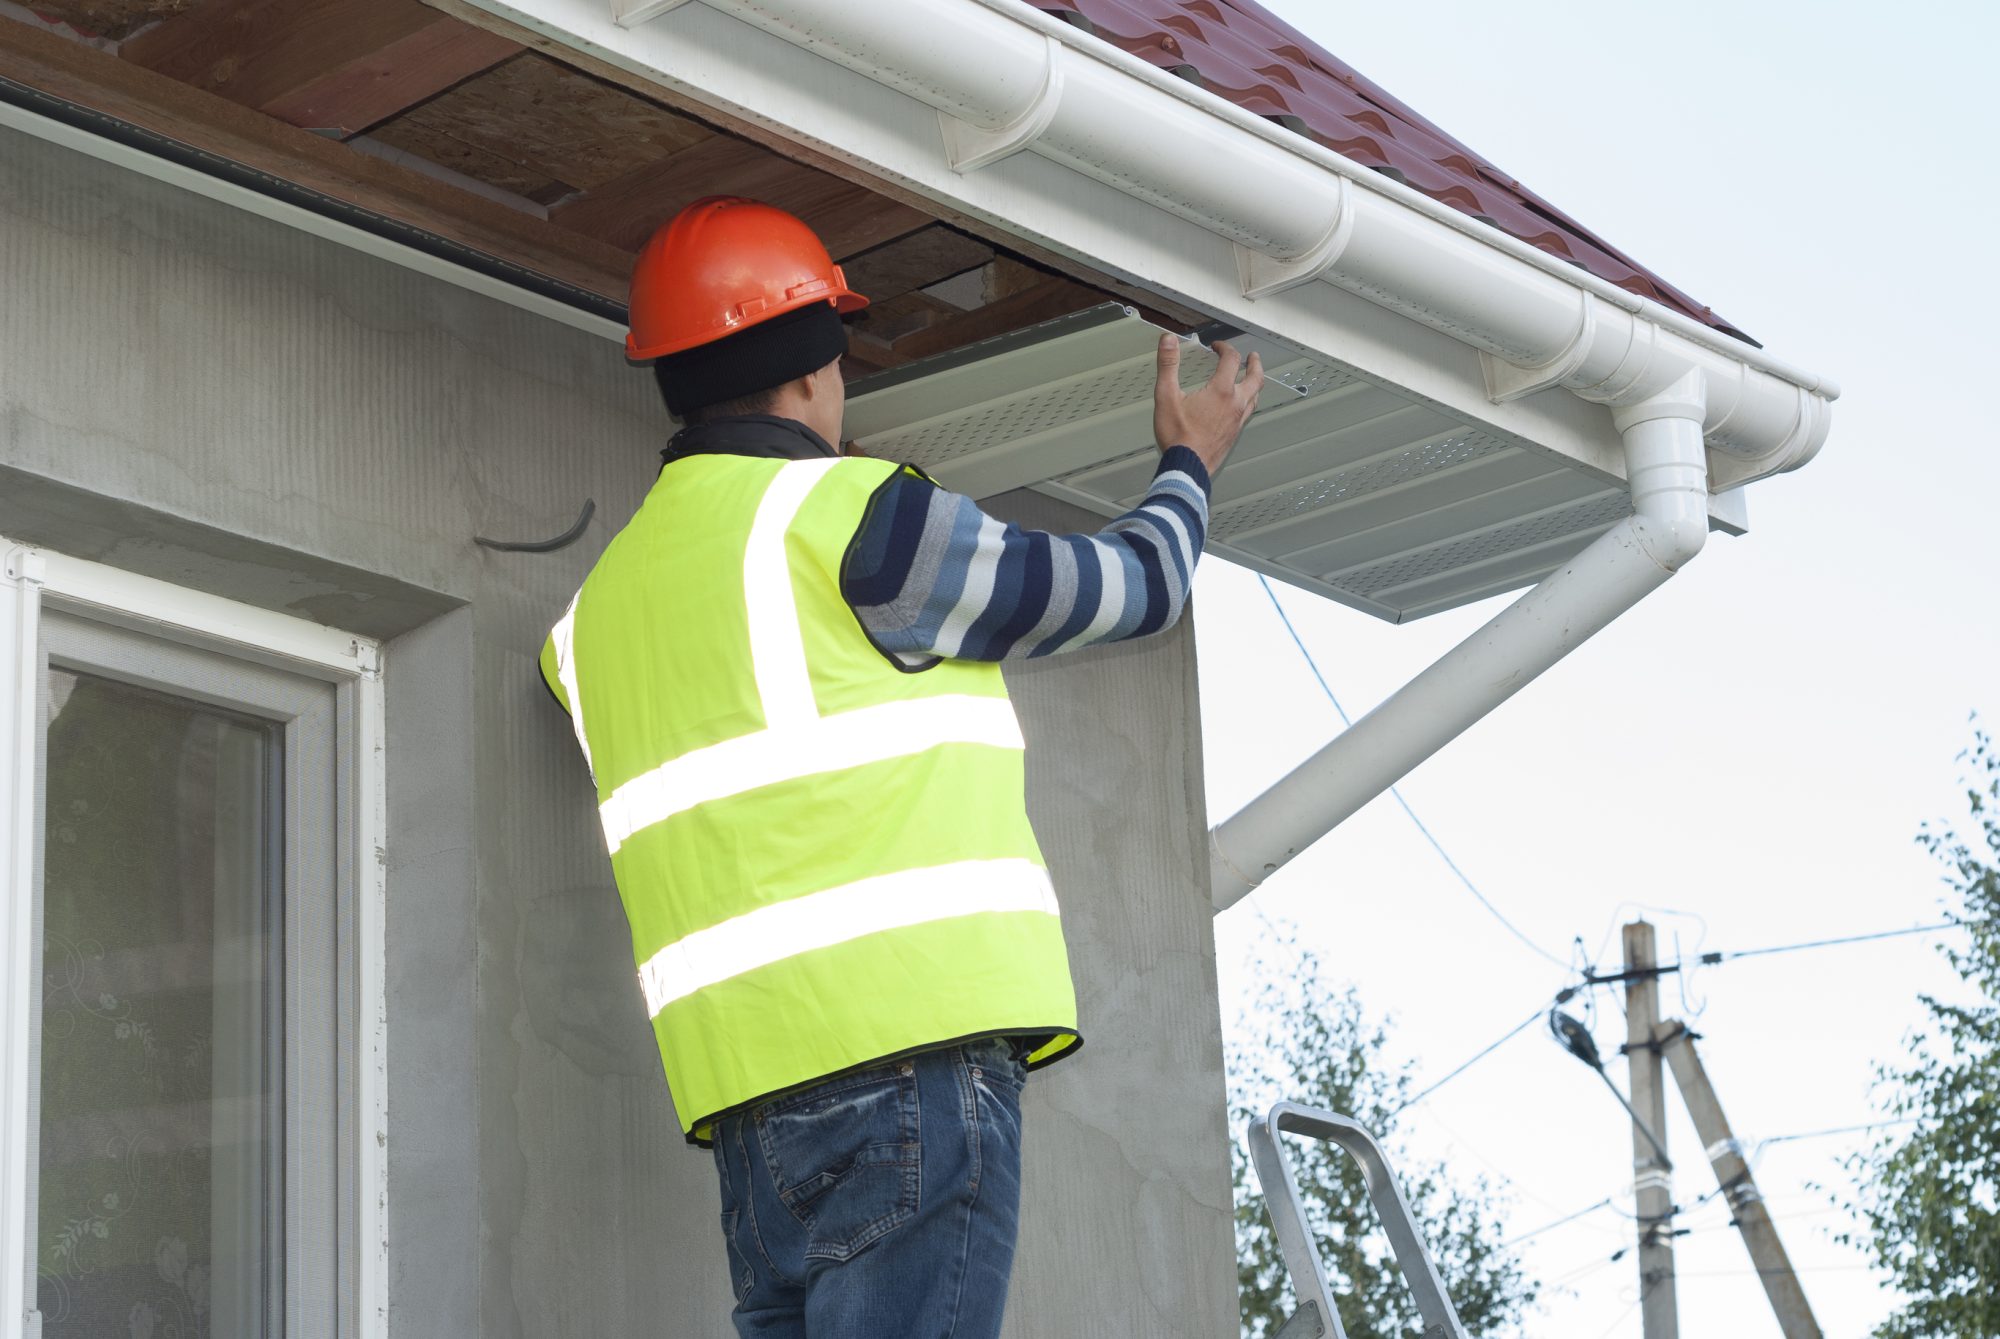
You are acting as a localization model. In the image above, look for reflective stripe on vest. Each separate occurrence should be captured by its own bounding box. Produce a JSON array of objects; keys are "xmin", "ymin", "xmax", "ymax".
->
[
  {"xmin": 545, "ymin": 455, "xmax": 1079, "ymax": 1136},
  {"xmin": 638, "ymin": 857, "xmax": 1057, "ymax": 1015}
]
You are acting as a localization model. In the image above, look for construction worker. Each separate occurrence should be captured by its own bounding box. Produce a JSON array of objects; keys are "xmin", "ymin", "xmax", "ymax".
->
[{"xmin": 540, "ymin": 196, "xmax": 1261, "ymax": 1338}]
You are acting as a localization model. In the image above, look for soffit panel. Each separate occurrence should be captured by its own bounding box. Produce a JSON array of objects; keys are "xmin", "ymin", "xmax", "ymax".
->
[{"xmin": 846, "ymin": 305, "xmax": 1639, "ymax": 624}]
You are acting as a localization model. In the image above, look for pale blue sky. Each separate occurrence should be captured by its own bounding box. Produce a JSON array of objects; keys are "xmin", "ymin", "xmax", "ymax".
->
[{"xmin": 1203, "ymin": 3, "xmax": 1999, "ymax": 1334}]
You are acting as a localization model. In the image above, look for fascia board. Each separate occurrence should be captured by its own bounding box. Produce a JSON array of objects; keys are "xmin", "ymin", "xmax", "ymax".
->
[{"xmin": 455, "ymin": 0, "xmax": 1747, "ymax": 529}]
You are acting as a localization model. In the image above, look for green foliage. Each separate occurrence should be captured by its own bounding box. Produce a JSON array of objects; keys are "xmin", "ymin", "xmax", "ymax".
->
[
  {"xmin": 1842, "ymin": 725, "xmax": 2000, "ymax": 1339},
  {"xmin": 1229, "ymin": 930, "xmax": 1537, "ymax": 1338}
]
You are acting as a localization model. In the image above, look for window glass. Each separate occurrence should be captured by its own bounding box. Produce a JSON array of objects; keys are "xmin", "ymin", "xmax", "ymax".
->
[{"xmin": 35, "ymin": 669, "xmax": 282, "ymax": 1338}]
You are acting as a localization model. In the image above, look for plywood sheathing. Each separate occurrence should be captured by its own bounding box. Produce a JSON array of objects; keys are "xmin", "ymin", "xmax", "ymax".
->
[{"xmin": 369, "ymin": 52, "xmax": 713, "ymax": 206}]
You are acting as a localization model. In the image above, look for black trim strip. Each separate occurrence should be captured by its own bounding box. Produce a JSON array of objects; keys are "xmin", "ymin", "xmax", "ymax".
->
[{"xmin": 0, "ymin": 75, "xmax": 628, "ymax": 326}]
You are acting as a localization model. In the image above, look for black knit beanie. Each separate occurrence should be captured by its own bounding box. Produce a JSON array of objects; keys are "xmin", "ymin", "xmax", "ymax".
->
[{"xmin": 649, "ymin": 300, "xmax": 848, "ymax": 418}]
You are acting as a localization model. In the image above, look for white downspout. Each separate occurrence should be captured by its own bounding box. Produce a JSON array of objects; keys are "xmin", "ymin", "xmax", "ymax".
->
[{"xmin": 1209, "ymin": 370, "xmax": 1712, "ymax": 912}]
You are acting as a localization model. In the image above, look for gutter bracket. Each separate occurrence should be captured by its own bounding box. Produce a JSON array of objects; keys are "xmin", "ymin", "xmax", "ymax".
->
[
  {"xmin": 1236, "ymin": 176, "xmax": 1354, "ymax": 300},
  {"xmin": 940, "ymin": 34, "xmax": 1065, "ymax": 173},
  {"xmin": 1480, "ymin": 294, "xmax": 1596, "ymax": 402}
]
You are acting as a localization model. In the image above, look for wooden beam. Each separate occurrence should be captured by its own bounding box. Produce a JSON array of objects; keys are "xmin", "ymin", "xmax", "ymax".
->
[
  {"xmin": 0, "ymin": 20, "xmax": 633, "ymax": 302},
  {"xmin": 552, "ymin": 132, "xmax": 927, "ymax": 258},
  {"xmin": 261, "ymin": 23, "xmax": 521, "ymax": 136},
  {"xmin": 839, "ymin": 225, "xmax": 994, "ymax": 305},
  {"xmin": 120, "ymin": 0, "xmax": 523, "ymax": 135}
]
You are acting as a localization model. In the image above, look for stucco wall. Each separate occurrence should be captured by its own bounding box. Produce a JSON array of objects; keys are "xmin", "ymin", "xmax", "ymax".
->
[{"xmin": 0, "ymin": 122, "xmax": 1238, "ymax": 1338}]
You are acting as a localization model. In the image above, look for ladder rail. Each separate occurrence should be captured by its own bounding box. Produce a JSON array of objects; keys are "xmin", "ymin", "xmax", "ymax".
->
[{"xmin": 1246, "ymin": 1101, "xmax": 1470, "ymax": 1339}]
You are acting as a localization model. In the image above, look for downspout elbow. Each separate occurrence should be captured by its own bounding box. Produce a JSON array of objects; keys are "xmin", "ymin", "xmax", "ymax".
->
[{"xmin": 1612, "ymin": 369, "xmax": 1711, "ymax": 574}]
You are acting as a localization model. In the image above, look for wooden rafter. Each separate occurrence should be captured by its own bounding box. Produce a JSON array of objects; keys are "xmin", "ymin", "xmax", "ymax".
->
[
  {"xmin": 0, "ymin": 19, "xmax": 632, "ymax": 301},
  {"xmin": 119, "ymin": 0, "xmax": 519, "ymax": 136}
]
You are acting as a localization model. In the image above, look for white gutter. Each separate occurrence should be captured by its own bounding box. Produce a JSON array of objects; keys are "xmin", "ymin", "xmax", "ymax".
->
[
  {"xmin": 562, "ymin": 0, "xmax": 1836, "ymax": 908},
  {"xmin": 1209, "ymin": 371, "xmax": 1712, "ymax": 909},
  {"xmin": 615, "ymin": 0, "xmax": 1834, "ymax": 484}
]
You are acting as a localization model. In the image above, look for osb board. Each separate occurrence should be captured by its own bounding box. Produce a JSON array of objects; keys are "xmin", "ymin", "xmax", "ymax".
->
[
  {"xmin": 840, "ymin": 225, "xmax": 993, "ymax": 305},
  {"xmin": 20, "ymin": 0, "xmax": 188, "ymax": 41},
  {"xmin": 364, "ymin": 50, "xmax": 712, "ymax": 201}
]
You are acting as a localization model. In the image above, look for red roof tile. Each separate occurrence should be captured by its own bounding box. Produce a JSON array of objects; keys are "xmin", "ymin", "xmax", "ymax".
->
[{"xmin": 1034, "ymin": 0, "xmax": 1752, "ymax": 344}]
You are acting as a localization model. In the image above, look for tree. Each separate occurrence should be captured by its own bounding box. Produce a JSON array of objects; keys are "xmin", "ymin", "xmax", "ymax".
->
[
  {"xmin": 1229, "ymin": 929, "xmax": 1537, "ymax": 1337},
  {"xmin": 1841, "ymin": 724, "xmax": 2000, "ymax": 1339}
]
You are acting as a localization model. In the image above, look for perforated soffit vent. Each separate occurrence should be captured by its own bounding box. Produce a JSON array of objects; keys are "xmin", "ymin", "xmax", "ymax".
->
[{"xmin": 845, "ymin": 305, "xmax": 1634, "ymax": 624}]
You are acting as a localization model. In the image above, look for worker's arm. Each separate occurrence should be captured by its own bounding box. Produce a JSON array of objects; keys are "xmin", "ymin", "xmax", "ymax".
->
[{"xmin": 841, "ymin": 335, "xmax": 1262, "ymax": 665}]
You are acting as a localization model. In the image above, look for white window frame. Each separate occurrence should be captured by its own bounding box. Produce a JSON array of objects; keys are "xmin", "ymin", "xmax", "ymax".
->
[{"xmin": 0, "ymin": 539, "xmax": 387, "ymax": 1338}]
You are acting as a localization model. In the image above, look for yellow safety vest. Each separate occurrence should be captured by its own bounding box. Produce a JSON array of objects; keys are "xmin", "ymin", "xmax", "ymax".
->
[{"xmin": 541, "ymin": 453, "xmax": 1079, "ymax": 1140}]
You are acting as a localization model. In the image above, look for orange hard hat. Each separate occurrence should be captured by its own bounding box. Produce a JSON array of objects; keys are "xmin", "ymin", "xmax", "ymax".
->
[{"xmin": 626, "ymin": 196, "xmax": 868, "ymax": 361}]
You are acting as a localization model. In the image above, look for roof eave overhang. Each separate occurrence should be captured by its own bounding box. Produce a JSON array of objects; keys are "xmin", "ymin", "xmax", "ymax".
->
[{"xmin": 440, "ymin": 0, "xmax": 1834, "ymax": 518}]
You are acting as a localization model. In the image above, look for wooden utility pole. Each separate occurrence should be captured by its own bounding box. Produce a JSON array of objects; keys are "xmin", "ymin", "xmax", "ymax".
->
[
  {"xmin": 1623, "ymin": 922, "xmax": 1679, "ymax": 1339},
  {"xmin": 1657, "ymin": 1021, "xmax": 1824, "ymax": 1339}
]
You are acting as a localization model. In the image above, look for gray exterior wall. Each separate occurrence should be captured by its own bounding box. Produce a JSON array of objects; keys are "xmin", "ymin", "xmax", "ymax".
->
[{"xmin": 0, "ymin": 123, "xmax": 1238, "ymax": 1338}]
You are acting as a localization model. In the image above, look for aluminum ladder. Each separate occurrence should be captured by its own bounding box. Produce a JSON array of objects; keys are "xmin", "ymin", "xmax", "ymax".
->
[{"xmin": 1246, "ymin": 1101, "xmax": 1470, "ymax": 1339}]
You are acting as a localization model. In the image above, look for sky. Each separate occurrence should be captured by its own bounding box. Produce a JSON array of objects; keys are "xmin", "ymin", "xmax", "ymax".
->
[{"xmin": 1201, "ymin": 2, "xmax": 2000, "ymax": 1335}]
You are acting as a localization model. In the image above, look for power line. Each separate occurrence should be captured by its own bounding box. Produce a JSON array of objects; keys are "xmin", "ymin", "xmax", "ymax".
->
[
  {"xmin": 1499, "ymin": 1197, "xmax": 1617, "ymax": 1250},
  {"xmin": 1760, "ymin": 1117, "xmax": 1918, "ymax": 1147},
  {"xmin": 1701, "ymin": 921, "xmax": 1975, "ymax": 964},
  {"xmin": 1580, "ymin": 920, "xmax": 1978, "ymax": 991},
  {"xmin": 1257, "ymin": 575, "xmax": 1571, "ymax": 970},
  {"xmin": 1395, "ymin": 1001, "xmax": 1545, "ymax": 1113}
]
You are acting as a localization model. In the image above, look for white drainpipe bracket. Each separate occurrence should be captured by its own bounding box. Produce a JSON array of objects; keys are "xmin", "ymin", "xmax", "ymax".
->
[{"xmin": 940, "ymin": 32, "xmax": 1066, "ymax": 173}]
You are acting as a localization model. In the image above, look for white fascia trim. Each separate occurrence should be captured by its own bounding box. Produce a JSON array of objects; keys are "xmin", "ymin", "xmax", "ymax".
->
[
  {"xmin": 467, "ymin": 0, "xmax": 1835, "ymax": 494},
  {"xmin": 0, "ymin": 539, "xmax": 389, "ymax": 1336},
  {"xmin": 0, "ymin": 99, "xmax": 625, "ymax": 347}
]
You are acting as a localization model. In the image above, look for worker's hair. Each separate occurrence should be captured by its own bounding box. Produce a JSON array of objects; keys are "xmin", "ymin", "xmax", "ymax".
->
[{"xmin": 654, "ymin": 365, "xmax": 785, "ymax": 426}]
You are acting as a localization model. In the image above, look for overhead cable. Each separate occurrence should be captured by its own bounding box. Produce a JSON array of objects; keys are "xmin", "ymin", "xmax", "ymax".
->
[
  {"xmin": 1257, "ymin": 575, "xmax": 1571, "ymax": 970},
  {"xmin": 1700, "ymin": 921, "xmax": 1976, "ymax": 964},
  {"xmin": 1395, "ymin": 1001, "xmax": 1546, "ymax": 1113},
  {"xmin": 1498, "ymin": 1197, "xmax": 1617, "ymax": 1251}
]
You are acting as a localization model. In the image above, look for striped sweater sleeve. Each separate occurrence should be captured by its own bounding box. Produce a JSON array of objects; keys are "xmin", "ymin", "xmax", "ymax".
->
[{"xmin": 840, "ymin": 444, "xmax": 1211, "ymax": 664}]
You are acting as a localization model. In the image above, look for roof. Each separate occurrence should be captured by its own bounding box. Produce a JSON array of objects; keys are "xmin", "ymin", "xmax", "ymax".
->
[{"xmin": 1032, "ymin": 0, "xmax": 1754, "ymax": 345}]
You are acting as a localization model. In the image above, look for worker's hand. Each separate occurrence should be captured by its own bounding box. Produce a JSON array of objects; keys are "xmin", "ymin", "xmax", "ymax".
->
[{"xmin": 1153, "ymin": 333, "xmax": 1264, "ymax": 475}]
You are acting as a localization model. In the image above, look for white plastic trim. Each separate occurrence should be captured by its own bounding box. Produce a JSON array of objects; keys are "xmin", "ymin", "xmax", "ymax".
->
[
  {"xmin": 611, "ymin": 0, "xmax": 694, "ymax": 26},
  {"xmin": 561, "ymin": 0, "xmax": 1834, "ymax": 485},
  {"xmin": 0, "ymin": 546, "xmax": 45, "ymax": 1339},
  {"xmin": 0, "ymin": 540, "xmax": 389, "ymax": 1335},
  {"xmin": 1208, "ymin": 375, "xmax": 1711, "ymax": 910}
]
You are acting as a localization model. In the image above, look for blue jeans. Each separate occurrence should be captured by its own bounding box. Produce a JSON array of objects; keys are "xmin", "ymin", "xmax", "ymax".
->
[{"xmin": 709, "ymin": 1037, "xmax": 1030, "ymax": 1338}]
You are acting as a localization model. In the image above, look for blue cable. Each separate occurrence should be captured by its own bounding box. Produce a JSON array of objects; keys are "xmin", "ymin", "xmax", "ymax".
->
[{"xmin": 1256, "ymin": 574, "xmax": 1572, "ymax": 970}]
